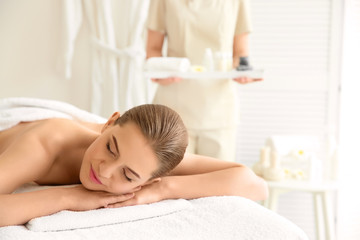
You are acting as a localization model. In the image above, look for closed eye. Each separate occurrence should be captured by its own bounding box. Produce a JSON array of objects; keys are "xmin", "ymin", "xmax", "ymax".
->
[
  {"xmin": 106, "ymin": 142, "xmax": 115, "ymax": 156},
  {"xmin": 123, "ymin": 168, "xmax": 132, "ymax": 182}
]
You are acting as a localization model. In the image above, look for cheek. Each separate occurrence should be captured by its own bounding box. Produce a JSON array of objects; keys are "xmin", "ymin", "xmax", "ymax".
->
[
  {"xmin": 85, "ymin": 140, "xmax": 99, "ymax": 157},
  {"xmin": 83, "ymin": 147, "xmax": 94, "ymax": 164},
  {"xmin": 82, "ymin": 140, "xmax": 102, "ymax": 165}
]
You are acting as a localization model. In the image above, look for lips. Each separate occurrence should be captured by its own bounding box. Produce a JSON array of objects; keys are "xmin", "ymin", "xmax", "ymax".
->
[{"xmin": 90, "ymin": 166, "xmax": 102, "ymax": 184}]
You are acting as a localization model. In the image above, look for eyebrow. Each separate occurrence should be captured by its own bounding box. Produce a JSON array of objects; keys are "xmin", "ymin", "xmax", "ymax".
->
[
  {"xmin": 112, "ymin": 135, "xmax": 119, "ymax": 155},
  {"xmin": 126, "ymin": 167, "xmax": 141, "ymax": 179}
]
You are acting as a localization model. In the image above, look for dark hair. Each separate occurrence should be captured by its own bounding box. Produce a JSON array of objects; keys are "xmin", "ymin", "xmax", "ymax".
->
[{"xmin": 115, "ymin": 104, "xmax": 188, "ymax": 179}]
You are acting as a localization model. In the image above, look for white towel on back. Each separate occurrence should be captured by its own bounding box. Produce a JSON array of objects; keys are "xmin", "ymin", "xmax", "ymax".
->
[{"xmin": 0, "ymin": 97, "xmax": 106, "ymax": 131}]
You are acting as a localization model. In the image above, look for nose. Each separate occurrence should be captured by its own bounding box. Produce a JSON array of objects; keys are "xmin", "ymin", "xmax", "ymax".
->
[{"xmin": 98, "ymin": 160, "xmax": 119, "ymax": 179}]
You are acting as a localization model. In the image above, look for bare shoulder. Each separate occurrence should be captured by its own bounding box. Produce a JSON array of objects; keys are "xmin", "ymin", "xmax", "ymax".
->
[
  {"xmin": 0, "ymin": 119, "xmax": 85, "ymax": 193},
  {"xmin": 31, "ymin": 118, "xmax": 84, "ymax": 145}
]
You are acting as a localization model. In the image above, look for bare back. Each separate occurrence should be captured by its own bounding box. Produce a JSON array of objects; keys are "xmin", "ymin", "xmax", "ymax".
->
[{"xmin": 0, "ymin": 119, "xmax": 101, "ymax": 194}]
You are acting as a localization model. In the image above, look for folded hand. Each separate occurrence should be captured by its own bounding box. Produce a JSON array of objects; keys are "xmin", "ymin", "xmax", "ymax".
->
[
  {"xmin": 66, "ymin": 185, "xmax": 135, "ymax": 211},
  {"xmin": 151, "ymin": 77, "xmax": 181, "ymax": 85},
  {"xmin": 233, "ymin": 77, "xmax": 263, "ymax": 84},
  {"xmin": 106, "ymin": 180, "xmax": 164, "ymax": 208}
]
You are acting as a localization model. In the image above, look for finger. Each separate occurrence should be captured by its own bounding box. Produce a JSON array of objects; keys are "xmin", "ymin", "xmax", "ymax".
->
[
  {"xmin": 153, "ymin": 78, "xmax": 170, "ymax": 84},
  {"xmin": 160, "ymin": 80, "xmax": 174, "ymax": 86},
  {"xmin": 103, "ymin": 193, "xmax": 134, "ymax": 207},
  {"xmin": 167, "ymin": 77, "xmax": 179, "ymax": 83},
  {"xmin": 132, "ymin": 186, "xmax": 142, "ymax": 192},
  {"xmin": 234, "ymin": 77, "xmax": 246, "ymax": 84},
  {"xmin": 119, "ymin": 192, "xmax": 135, "ymax": 200},
  {"xmin": 106, "ymin": 198, "xmax": 137, "ymax": 208},
  {"xmin": 243, "ymin": 77, "xmax": 250, "ymax": 83},
  {"xmin": 172, "ymin": 77, "xmax": 181, "ymax": 82}
]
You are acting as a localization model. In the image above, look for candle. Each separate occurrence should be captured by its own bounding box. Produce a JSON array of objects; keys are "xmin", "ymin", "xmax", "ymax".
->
[
  {"xmin": 260, "ymin": 146, "xmax": 270, "ymax": 165},
  {"xmin": 263, "ymin": 150, "xmax": 285, "ymax": 181},
  {"xmin": 270, "ymin": 150, "xmax": 279, "ymax": 168}
]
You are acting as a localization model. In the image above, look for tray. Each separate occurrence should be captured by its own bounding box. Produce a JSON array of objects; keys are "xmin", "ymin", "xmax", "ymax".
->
[{"xmin": 143, "ymin": 69, "xmax": 264, "ymax": 79}]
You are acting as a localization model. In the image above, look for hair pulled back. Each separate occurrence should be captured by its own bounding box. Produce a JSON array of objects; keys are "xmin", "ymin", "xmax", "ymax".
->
[{"xmin": 115, "ymin": 104, "xmax": 188, "ymax": 179}]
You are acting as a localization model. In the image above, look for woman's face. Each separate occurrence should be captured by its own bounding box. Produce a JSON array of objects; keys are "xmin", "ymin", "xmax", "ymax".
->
[{"xmin": 80, "ymin": 120, "xmax": 159, "ymax": 195}]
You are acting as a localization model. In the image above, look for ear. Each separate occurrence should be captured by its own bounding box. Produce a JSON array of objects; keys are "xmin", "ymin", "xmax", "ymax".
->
[
  {"xmin": 101, "ymin": 112, "xmax": 121, "ymax": 133},
  {"xmin": 142, "ymin": 177, "xmax": 161, "ymax": 187}
]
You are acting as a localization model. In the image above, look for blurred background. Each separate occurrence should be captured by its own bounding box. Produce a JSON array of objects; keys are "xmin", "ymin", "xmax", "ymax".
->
[{"xmin": 0, "ymin": 0, "xmax": 359, "ymax": 239}]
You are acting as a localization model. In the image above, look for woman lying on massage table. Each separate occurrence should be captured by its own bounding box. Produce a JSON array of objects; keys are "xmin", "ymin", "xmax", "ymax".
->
[{"xmin": 0, "ymin": 104, "xmax": 268, "ymax": 227}]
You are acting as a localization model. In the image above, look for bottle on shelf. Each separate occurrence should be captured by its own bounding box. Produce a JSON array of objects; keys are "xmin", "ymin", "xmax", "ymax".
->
[{"xmin": 215, "ymin": 51, "xmax": 233, "ymax": 72}]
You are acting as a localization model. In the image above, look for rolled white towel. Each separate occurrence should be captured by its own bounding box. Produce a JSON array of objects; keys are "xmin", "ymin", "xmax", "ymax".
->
[{"xmin": 144, "ymin": 57, "xmax": 191, "ymax": 72}]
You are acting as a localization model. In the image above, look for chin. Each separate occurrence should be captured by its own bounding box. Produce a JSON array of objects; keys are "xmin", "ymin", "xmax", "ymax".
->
[{"xmin": 80, "ymin": 176, "xmax": 95, "ymax": 191}]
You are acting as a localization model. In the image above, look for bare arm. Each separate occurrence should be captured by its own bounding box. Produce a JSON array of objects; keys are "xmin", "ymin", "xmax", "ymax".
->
[
  {"xmin": 146, "ymin": 29, "xmax": 165, "ymax": 59},
  {"xmin": 164, "ymin": 153, "xmax": 268, "ymax": 201},
  {"xmin": 0, "ymin": 186, "xmax": 135, "ymax": 227},
  {"xmin": 233, "ymin": 33, "xmax": 250, "ymax": 67},
  {"xmin": 113, "ymin": 153, "xmax": 268, "ymax": 208},
  {"xmin": 233, "ymin": 33, "xmax": 263, "ymax": 84},
  {"xmin": 0, "ymin": 187, "xmax": 69, "ymax": 226}
]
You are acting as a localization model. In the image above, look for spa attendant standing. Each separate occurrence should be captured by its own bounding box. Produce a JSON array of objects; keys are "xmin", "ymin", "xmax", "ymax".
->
[{"xmin": 146, "ymin": 0, "xmax": 261, "ymax": 161}]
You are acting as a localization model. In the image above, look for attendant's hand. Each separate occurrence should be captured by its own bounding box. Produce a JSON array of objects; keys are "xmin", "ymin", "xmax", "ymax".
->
[
  {"xmin": 151, "ymin": 77, "xmax": 181, "ymax": 86},
  {"xmin": 106, "ymin": 179, "xmax": 165, "ymax": 208},
  {"xmin": 233, "ymin": 77, "xmax": 263, "ymax": 84},
  {"xmin": 65, "ymin": 185, "xmax": 135, "ymax": 211}
]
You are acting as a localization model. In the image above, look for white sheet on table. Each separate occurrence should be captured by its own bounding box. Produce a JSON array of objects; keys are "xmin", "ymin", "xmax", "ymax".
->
[{"xmin": 0, "ymin": 193, "xmax": 309, "ymax": 240}]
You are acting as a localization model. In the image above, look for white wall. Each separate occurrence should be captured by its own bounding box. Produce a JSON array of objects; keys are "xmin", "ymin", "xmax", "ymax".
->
[
  {"xmin": 0, "ymin": 0, "xmax": 92, "ymax": 111},
  {"xmin": 337, "ymin": 0, "xmax": 360, "ymax": 239}
]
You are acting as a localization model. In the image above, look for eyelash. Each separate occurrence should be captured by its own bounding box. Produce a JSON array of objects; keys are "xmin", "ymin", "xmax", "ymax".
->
[
  {"xmin": 123, "ymin": 169, "xmax": 132, "ymax": 182},
  {"xmin": 106, "ymin": 142, "xmax": 114, "ymax": 155}
]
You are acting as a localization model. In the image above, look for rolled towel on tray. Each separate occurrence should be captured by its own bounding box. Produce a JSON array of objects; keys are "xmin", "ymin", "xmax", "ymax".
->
[{"xmin": 144, "ymin": 57, "xmax": 191, "ymax": 72}]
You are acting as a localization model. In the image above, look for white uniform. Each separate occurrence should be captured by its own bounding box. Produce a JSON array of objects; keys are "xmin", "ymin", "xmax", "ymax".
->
[{"xmin": 147, "ymin": 0, "xmax": 252, "ymax": 161}]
